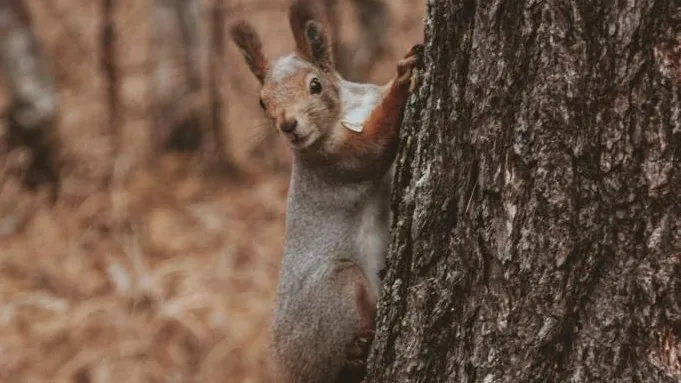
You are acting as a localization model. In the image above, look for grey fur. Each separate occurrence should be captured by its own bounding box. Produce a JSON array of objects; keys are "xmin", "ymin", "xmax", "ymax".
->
[{"xmin": 270, "ymin": 155, "xmax": 392, "ymax": 383}]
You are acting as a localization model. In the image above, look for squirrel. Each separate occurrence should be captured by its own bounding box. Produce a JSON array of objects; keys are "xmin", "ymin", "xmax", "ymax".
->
[{"xmin": 230, "ymin": 1, "xmax": 422, "ymax": 381}]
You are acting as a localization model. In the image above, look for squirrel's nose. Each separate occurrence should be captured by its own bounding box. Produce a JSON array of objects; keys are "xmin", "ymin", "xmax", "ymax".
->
[{"xmin": 280, "ymin": 119, "xmax": 298, "ymax": 133}]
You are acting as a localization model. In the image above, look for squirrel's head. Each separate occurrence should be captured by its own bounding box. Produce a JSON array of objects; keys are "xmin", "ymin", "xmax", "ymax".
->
[{"xmin": 230, "ymin": 0, "xmax": 341, "ymax": 151}]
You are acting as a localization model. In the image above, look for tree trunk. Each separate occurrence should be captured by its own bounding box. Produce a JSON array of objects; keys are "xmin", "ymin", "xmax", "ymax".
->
[
  {"xmin": 204, "ymin": 0, "xmax": 233, "ymax": 172},
  {"xmin": 324, "ymin": 0, "xmax": 390, "ymax": 82},
  {"xmin": 149, "ymin": 0, "xmax": 204, "ymax": 153},
  {"xmin": 101, "ymin": 0, "xmax": 118, "ymax": 139},
  {"xmin": 0, "ymin": 0, "xmax": 59, "ymax": 199},
  {"xmin": 101, "ymin": 0, "xmax": 118, "ymax": 134},
  {"xmin": 368, "ymin": 1, "xmax": 681, "ymax": 382},
  {"xmin": 341, "ymin": 0, "xmax": 390, "ymax": 80},
  {"xmin": 100, "ymin": 0, "xmax": 121, "ymax": 186}
]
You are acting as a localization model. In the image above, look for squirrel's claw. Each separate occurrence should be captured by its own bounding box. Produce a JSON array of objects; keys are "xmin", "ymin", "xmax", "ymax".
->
[
  {"xmin": 345, "ymin": 328, "xmax": 375, "ymax": 365},
  {"xmin": 339, "ymin": 328, "xmax": 375, "ymax": 383},
  {"xmin": 405, "ymin": 43, "xmax": 424, "ymax": 63},
  {"xmin": 346, "ymin": 359, "xmax": 366, "ymax": 369}
]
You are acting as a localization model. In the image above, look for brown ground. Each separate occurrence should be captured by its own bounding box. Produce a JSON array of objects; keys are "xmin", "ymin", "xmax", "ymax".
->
[{"xmin": 0, "ymin": 1, "xmax": 424, "ymax": 382}]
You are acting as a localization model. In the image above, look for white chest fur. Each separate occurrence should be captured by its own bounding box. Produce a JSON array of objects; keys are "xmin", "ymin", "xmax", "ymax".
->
[{"xmin": 339, "ymin": 79, "xmax": 386, "ymax": 133}]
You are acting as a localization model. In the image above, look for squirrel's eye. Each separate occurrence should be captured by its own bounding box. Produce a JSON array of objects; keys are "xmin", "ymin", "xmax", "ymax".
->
[
  {"xmin": 309, "ymin": 78, "xmax": 322, "ymax": 94},
  {"xmin": 259, "ymin": 98, "xmax": 266, "ymax": 111}
]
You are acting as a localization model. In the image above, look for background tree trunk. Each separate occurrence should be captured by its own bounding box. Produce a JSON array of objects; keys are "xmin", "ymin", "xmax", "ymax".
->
[
  {"xmin": 204, "ymin": 0, "xmax": 233, "ymax": 172},
  {"xmin": 149, "ymin": 0, "xmax": 204, "ymax": 154},
  {"xmin": 0, "ymin": 0, "xmax": 59, "ymax": 199},
  {"xmin": 100, "ymin": 0, "xmax": 120, "ymax": 186},
  {"xmin": 368, "ymin": 1, "xmax": 681, "ymax": 382},
  {"xmin": 340, "ymin": 0, "xmax": 390, "ymax": 80},
  {"xmin": 324, "ymin": 0, "xmax": 390, "ymax": 82},
  {"xmin": 101, "ymin": 0, "xmax": 118, "ymax": 137}
]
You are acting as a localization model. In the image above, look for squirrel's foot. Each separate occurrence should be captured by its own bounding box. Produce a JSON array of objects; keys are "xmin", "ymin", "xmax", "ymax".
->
[
  {"xmin": 346, "ymin": 329, "xmax": 374, "ymax": 362},
  {"xmin": 396, "ymin": 43, "xmax": 424, "ymax": 88},
  {"xmin": 343, "ymin": 328, "xmax": 375, "ymax": 378}
]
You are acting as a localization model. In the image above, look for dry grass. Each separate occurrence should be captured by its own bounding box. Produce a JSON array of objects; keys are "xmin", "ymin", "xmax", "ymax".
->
[{"xmin": 0, "ymin": 0, "xmax": 424, "ymax": 382}]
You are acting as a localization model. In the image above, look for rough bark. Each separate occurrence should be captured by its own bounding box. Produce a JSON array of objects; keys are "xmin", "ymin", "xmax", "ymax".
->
[
  {"xmin": 0, "ymin": 0, "xmax": 60, "ymax": 199},
  {"xmin": 368, "ymin": 1, "xmax": 681, "ymax": 382},
  {"xmin": 149, "ymin": 0, "xmax": 204, "ymax": 153}
]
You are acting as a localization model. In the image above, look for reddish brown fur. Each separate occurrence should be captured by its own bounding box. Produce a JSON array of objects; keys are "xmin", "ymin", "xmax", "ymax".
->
[
  {"xmin": 335, "ymin": 262, "xmax": 376, "ymax": 332},
  {"xmin": 352, "ymin": 271, "xmax": 377, "ymax": 331},
  {"xmin": 288, "ymin": 0, "xmax": 331, "ymax": 64},
  {"xmin": 288, "ymin": 0, "xmax": 335, "ymax": 74},
  {"xmin": 328, "ymin": 46, "xmax": 421, "ymax": 181},
  {"xmin": 336, "ymin": 80, "xmax": 410, "ymax": 177},
  {"xmin": 330, "ymin": 265, "xmax": 377, "ymax": 383},
  {"xmin": 293, "ymin": 45, "xmax": 420, "ymax": 184},
  {"xmin": 229, "ymin": 21, "xmax": 269, "ymax": 83},
  {"xmin": 260, "ymin": 70, "xmax": 313, "ymax": 116}
]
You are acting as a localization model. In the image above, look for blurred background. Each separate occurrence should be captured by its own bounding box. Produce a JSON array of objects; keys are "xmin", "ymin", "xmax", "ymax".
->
[{"xmin": 0, "ymin": 0, "xmax": 424, "ymax": 381}]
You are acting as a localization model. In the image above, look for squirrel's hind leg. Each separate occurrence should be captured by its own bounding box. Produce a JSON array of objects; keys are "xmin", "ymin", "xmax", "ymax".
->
[
  {"xmin": 333, "ymin": 260, "xmax": 377, "ymax": 382},
  {"xmin": 337, "ymin": 327, "xmax": 375, "ymax": 382},
  {"xmin": 271, "ymin": 260, "xmax": 377, "ymax": 383}
]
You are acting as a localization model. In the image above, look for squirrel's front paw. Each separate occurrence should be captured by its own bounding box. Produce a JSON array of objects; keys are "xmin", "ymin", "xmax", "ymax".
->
[{"xmin": 397, "ymin": 43, "xmax": 424, "ymax": 87}]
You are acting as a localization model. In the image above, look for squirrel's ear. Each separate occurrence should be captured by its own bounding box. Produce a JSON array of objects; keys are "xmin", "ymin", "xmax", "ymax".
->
[
  {"xmin": 289, "ymin": 0, "xmax": 334, "ymax": 72},
  {"xmin": 303, "ymin": 20, "xmax": 334, "ymax": 72},
  {"xmin": 229, "ymin": 20, "xmax": 269, "ymax": 84}
]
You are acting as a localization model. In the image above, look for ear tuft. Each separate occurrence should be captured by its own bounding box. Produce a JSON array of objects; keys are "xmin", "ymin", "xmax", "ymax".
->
[
  {"xmin": 288, "ymin": 0, "xmax": 334, "ymax": 71},
  {"xmin": 229, "ymin": 20, "xmax": 269, "ymax": 83},
  {"xmin": 304, "ymin": 20, "xmax": 332, "ymax": 69},
  {"xmin": 305, "ymin": 20, "xmax": 322, "ymax": 45}
]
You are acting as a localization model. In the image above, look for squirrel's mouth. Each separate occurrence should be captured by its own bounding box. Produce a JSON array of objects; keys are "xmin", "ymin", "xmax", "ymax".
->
[
  {"xmin": 290, "ymin": 133, "xmax": 306, "ymax": 143},
  {"xmin": 285, "ymin": 131, "xmax": 313, "ymax": 148}
]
